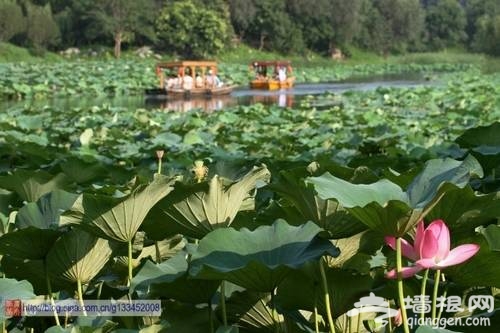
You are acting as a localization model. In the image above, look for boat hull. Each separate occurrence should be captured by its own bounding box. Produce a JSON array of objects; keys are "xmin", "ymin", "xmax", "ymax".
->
[
  {"xmin": 145, "ymin": 85, "xmax": 235, "ymax": 99},
  {"xmin": 250, "ymin": 78, "xmax": 295, "ymax": 90}
]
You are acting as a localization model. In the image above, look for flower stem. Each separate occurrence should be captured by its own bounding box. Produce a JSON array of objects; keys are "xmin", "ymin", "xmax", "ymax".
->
[
  {"xmin": 420, "ymin": 269, "xmax": 429, "ymax": 321},
  {"xmin": 319, "ymin": 257, "xmax": 336, "ymax": 333},
  {"xmin": 396, "ymin": 237, "xmax": 410, "ymax": 333},
  {"xmin": 157, "ymin": 158, "xmax": 162, "ymax": 175},
  {"xmin": 387, "ymin": 302, "xmax": 392, "ymax": 332},
  {"xmin": 431, "ymin": 270, "xmax": 441, "ymax": 321},
  {"xmin": 77, "ymin": 279, "xmax": 87, "ymax": 316},
  {"xmin": 45, "ymin": 266, "xmax": 61, "ymax": 326},
  {"xmin": 436, "ymin": 273, "xmax": 447, "ymax": 321},
  {"xmin": 155, "ymin": 241, "xmax": 162, "ymax": 263}
]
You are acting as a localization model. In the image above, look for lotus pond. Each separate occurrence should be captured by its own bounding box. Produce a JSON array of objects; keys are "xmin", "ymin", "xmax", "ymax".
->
[{"xmin": 0, "ymin": 62, "xmax": 500, "ymax": 333}]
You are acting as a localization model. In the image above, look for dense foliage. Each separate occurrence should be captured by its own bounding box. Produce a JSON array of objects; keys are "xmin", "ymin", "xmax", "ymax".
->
[{"xmin": 1, "ymin": 0, "xmax": 500, "ymax": 57}]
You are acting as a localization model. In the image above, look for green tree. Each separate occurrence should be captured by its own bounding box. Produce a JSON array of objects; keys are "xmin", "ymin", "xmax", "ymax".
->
[
  {"xmin": 286, "ymin": 0, "xmax": 334, "ymax": 53},
  {"xmin": 0, "ymin": 0, "xmax": 26, "ymax": 42},
  {"xmin": 246, "ymin": 0, "xmax": 304, "ymax": 53},
  {"xmin": 424, "ymin": 0, "xmax": 466, "ymax": 50},
  {"xmin": 464, "ymin": 0, "xmax": 498, "ymax": 45},
  {"xmin": 472, "ymin": 14, "xmax": 500, "ymax": 55},
  {"xmin": 84, "ymin": 0, "xmax": 157, "ymax": 58},
  {"xmin": 25, "ymin": 3, "xmax": 60, "ymax": 52},
  {"xmin": 229, "ymin": 0, "xmax": 257, "ymax": 40},
  {"xmin": 355, "ymin": 0, "xmax": 393, "ymax": 55},
  {"xmin": 155, "ymin": 0, "xmax": 231, "ymax": 58},
  {"xmin": 372, "ymin": 0, "xmax": 424, "ymax": 53},
  {"xmin": 329, "ymin": 0, "xmax": 363, "ymax": 52}
]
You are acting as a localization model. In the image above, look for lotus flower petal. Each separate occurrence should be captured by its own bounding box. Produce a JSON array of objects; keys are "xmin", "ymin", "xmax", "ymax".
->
[
  {"xmin": 386, "ymin": 266, "xmax": 424, "ymax": 279},
  {"xmin": 420, "ymin": 231, "xmax": 439, "ymax": 259},
  {"xmin": 414, "ymin": 221, "xmax": 425, "ymax": 252},
  {"xmin": 385, "ymin": 236, "xmax": 418, "ymax": 261},
  {"xmin": 418, "ymin": 244, "xmax": 480, "ymax": 269},
  {"xmin": 426, "ymin": 220, "xmax": 450, "ymax": 261}
]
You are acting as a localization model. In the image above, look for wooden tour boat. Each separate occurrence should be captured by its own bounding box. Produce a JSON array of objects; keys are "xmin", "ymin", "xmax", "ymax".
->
[
  {"xmin": 249, "ymin": 60, "xmax": 295, "ymax": 90},
  {"xmin": 147, "ymin": 60, "xmax": 235, "ymax": 98}
]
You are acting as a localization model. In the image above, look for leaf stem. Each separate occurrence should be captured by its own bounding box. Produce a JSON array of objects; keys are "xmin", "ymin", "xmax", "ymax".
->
[
  {"xmin": 420, "ymin": 269, "xmax": 429, "ymax": 321},
  {"xmin": 431, "ymin": 270, "xmax": 441, "ymax": 321},
  {"xmin": 396, "ymin": 237, "xmax": 410, "ymax": 333},
  {"xmin": 45, "ymin": 265, "xmax": 61, "ymax": 327},
  {"xmin": 77, "ymin": 279, "xmax": 87, "ymax": 316},
  {"xmin": 220, "ymin": 281, "xmax": 228, "ymax": 327},
  {"xmin": 155, "ymin": 241, "xmax": 162, "ymax": 263},
  {"xmin": 319, "ymin": 257, "xmax": 336, "ymax": 333},
  {"xmin": 127, "ymin": 239, "xmax": 133, "ymax": 287}
]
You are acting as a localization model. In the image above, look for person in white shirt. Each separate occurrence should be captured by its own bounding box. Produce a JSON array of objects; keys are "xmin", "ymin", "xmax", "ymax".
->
[
  {"xmin": 278, "ymin": 66, "xmax": 287, "ymax": 82},
  {"xmin": 183, "ymin": 73, "xmax": 194, "ymax": 90}
]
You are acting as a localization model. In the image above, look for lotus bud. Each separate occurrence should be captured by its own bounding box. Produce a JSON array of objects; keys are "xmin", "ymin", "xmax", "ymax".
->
[
  {"xmin": 192, "ymin": 160, "xmax": 208, "ymax": 183},
  {"xmin": 156, "ymin": 150, "xmax": 164, "ymax": 175}
]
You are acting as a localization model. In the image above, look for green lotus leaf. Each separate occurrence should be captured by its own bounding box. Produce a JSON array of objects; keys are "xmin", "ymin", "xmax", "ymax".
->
[
  {"xmin": 415, "ymin": 325, "xmax": 461, "ymax": 333},
  {"xmin": 0, "ymin": 256, "xmax": 51, "ymax": 294},
  {"xmin": 276, "ymin": 265, "xmax": 373, "ymax": 319},
  {"xmin": 0, "ymin": 227, "xmax": 62, "ymax": 259},
  {"xmin": 268, "ymin": 166, "xmax": 367, "ymax": 239},
  {"xmin": 455, "ymin": 122, "xmax": 500, "ymax": 172},
  {"xmin": 45, "ymin": 317, "xmax": 118, "ymax": 333},
  {"xmin": 0, "ymin": 170, "xmax": 69, "ymax": 202},
  {"xmin": 60, "ymin": 158, "xmax": 109, "ymax": 184},
  {"xmin": 479, "ymin": 225, "xmax": 500, "ymax": 251},
  {"xmin": 62, "ymin": 175, "xmax": 178, "ymax": 242},
  {"xmin": 426, "ymin": 185, "xmax": 500, "ymax": 233},
  {"xmin": 46, "ymin": 229, "xmax": 114, "ymax": 284},
  {"xmin": 406, "ymin": 155, "xmax": 483, "ymax": 208},
  {"xmin": 131, "ymin": 252, "xmax": 220, "ymax": 304},
  {"xmin": 215, "ymin": 326, "xmax": 239, "ymax": 333},
  {"xmin": 143, "ymin": 165, "xmax": 270, "ymax": 240},
  {"xmin": 160, "ymin": 300, "xmax": 215, "ymax": 333},
  {"xmin": 189, "ymin": 220, "xmax": 339, "ymax": 292},
  {"xmin": 223, "ymin": 291, "xmax": 277, "ymax": 332},
  {"xmin": 308, "ymin": 157, "xmax": 482, "ymax": 236},
  {"xmin": 445, "ymin": 236, "xmax": 500, "ymax": 287},
  {"xmin": 16, "ymin": 189, "xmax": 79, "ymax": 229},
  {"xmin": 456, "ymin": 122, "xmax": 500, "ymax": 147},
  {"xmin": 0, "ymin": 279, "xmax": 36, "ymax": 324}
]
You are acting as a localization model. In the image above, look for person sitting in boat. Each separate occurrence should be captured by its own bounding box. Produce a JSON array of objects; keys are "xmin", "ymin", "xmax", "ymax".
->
[
  {"xmin": 206, "ymin": 69, "xmax": 223, "ymax": 88},
  {"xmin": 166, "ymin": 75, "xmax": 177, "ymax": 89},
  {"xmin": 195, "ymin": 72, "xmax": 203, "ymax": 88},
  {"xmin": 278, "ymin": 66, "xmax": 287, "ymax": 82},
  {"xmin": 183, "ymin": 69, "xmax": 194, "ymax": 91}
]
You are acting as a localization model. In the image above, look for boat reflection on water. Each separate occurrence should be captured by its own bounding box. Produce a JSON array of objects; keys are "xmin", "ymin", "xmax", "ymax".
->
[
  {"xmin": 145, "ymin": 92, "xmax": 294, "ymax": 112},
  {"xmin": 145, "ymin": 95, "xmax": 237, "ymax": 113}
]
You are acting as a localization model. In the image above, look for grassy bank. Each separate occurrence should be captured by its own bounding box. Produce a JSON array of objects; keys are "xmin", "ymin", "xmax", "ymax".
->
[
  {"xmin": 0, "ymin": 42, "xmax": 61, "ymax": 63},
  {"xmin": 2, "ymin": 41, "xmax": 499, "ymax": 72}
]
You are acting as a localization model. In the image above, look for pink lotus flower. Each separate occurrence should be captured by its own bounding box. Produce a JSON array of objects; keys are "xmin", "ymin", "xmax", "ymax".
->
[{"xmin": 385, "ymin": 220, "xmax": 480, "ymax": 279}]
